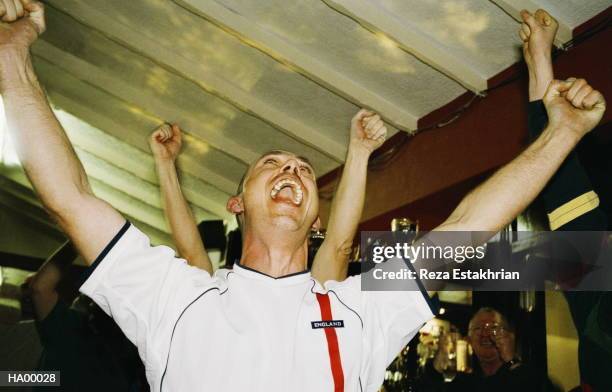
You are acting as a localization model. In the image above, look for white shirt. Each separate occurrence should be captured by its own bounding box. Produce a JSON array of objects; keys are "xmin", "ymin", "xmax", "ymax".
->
[{"xmin": 80, "ymin": 222, "xmax": 435, "ymax": 391}]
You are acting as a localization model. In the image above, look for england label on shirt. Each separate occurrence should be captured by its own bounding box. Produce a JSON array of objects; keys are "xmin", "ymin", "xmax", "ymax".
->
[{"xmin": 311, "ymin": 320, "xmax": 344, "ymax": 329}]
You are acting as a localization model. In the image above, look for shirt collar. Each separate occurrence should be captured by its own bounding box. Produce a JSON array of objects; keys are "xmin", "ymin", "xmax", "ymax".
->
[{"xmin": 233, "ymin": 262, "xmax": 312, "ymax": 285}]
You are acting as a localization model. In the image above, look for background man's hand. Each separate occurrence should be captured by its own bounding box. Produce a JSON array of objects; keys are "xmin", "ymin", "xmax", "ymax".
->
[
  {"xmin": 149, "ymin": 123, "xmax": 183, "ymax": 163},
  {"xmin": 0, "ymin": 0, "xmax": 45, "ymax": 49},
  {"xmin": 493, "ymin": 332, "xmax": 516, "ymax": 364},
  {"xmin": 350, "ymin": 109, "xmax": 387, "ymax": 155},
  {"xmin": 519, "ymin": 9, "xmax": 558, "ymax": 68},
  {"xmin": 544, "ymin": 78, "xmax": 606, "ymax": 138}
]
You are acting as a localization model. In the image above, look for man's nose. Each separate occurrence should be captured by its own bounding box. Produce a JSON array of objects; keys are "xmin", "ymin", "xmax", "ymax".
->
[{"xmin": 281, "ymin": 159, "xmax": 299, "ymax": 174}]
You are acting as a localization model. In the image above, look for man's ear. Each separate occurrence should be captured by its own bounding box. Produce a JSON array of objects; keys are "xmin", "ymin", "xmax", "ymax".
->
[
  {"xmin": 227, "ymin": 195, "xmax": 244, "ymax": 215},
  {"xmin": 311, "ymin": 216, "xmax": 321, "ymax": 231}
]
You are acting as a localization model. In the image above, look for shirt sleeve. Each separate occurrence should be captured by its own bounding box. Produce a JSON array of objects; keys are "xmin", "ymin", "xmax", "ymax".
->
[
  {"xmin": 527, "ymin": 100, "xmax": 606, "ymax": 231},
  {"xmin": 330, "ymin": 275, "xmax": 436, "ymax": 391},
  {"xmin": 79, "ymin": 221, "xmax": 215, "ymax": 368},
  {"xmin": 527, "ymin": 100, "xmax": 548, "ymax": 141}
]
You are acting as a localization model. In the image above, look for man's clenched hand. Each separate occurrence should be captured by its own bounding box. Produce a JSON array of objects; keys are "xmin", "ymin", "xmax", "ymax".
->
[
  {"xmin": 0, "ymin": 0, "xmax": 45, "ymax": 49},
  {"xmin": 350, "ymin": 109, "xmax": 387, "ymax": 155},
  {"xmin": 518, "ymin": 9, "xmax": 558, "ymax": 67},
  {"xmin": 544, "ymin": 78, "xmax": 606, "ymax": 138},
  {"xmin": 149, "ymin": 123, "xmax": 183, "ymax": 163}
]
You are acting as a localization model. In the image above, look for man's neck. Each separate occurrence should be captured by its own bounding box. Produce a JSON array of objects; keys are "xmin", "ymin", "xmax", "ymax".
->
[
  {"xmin": 239, "ymin": 228, "xmax": 309, "ymax": 277},
  {"xmin": 479, "ymin": 359, "xmax": 503, "ymax": 377}
]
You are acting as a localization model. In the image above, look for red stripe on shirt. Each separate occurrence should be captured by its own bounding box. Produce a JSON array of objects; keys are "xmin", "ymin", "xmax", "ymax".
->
[{"xmin": 315, "ymin": 293, "xmax": 345, "ymax": 392}]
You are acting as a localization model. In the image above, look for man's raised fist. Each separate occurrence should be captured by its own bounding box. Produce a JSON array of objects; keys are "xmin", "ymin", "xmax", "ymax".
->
[
  {"xmin": 350, "ymin": 109, "xmax": 387, "ymax": 154},
  {"xmin": 544, "ymin": 78, "xmax": 606, "ymax": 138},
  {"xmin": 149, "ymin": 123, "xmax": 183, "ymax": 163},
  {"xmin": 519, "ymin": 9, "xmax": 558, "ymax": 60},
  {"xmin": 0, "ymin": 0, "xmax": 45, "ymax": 49}
]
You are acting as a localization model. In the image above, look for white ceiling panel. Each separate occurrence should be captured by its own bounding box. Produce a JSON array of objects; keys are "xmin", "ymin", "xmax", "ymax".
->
[
  {"xmin": 179, "ymin": 0, "xmax": 466, "ymax": 124},
  {"xmin": 376, "ymin": 0, "xmax": 525, "ymax": 77},
  {"xmin": 45, "ymin": 0, "xmax": 355, "ymax": 161},
  {"xmin": 0, "ymin": 166, "xmax": 172, "ymax": 244},
  {"xmin": 54, "ymin": 110, "xmax": 233, "ymax": 219},
  {"xmin": 33, "ymin": 57, "xmax": 248, "ymax": 191},
  {"xmin": 537, "ymin": 0, "xmax": 610, "ymax": 28},
  {"xmin": 38, "ymin": 4, "xmax": 342, "ymax": 172}
]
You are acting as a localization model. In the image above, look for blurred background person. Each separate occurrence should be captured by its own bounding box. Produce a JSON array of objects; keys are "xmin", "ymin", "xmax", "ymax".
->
[
  {"xmin": 418, "ymin": 307, "xmax": 560, "ymax": 392},
  {"xmin": 23, "ymin": 241, "xmax": 147, "ymax": 391}
]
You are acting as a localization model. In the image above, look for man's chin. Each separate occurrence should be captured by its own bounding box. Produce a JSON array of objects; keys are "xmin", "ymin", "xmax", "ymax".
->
[
  {"xmin": 475, "ymin": 348, "xmax": 500, "ymax": 362},
  {"xmin": 253, "ymin": 200, "xmax": 316, "ymax": 232},
  {"xmin": 267, "ymin": 216, "xmax": 303, "ymax": 232}
]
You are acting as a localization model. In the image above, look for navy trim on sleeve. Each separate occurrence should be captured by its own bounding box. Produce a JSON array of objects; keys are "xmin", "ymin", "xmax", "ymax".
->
[
  {"xmin": 79, "ymin": 221, "xmax": 131, "ymax": 286},
  {"xmin": 402, "ymin": 256, "xmax": 440, "ymax": 316}
]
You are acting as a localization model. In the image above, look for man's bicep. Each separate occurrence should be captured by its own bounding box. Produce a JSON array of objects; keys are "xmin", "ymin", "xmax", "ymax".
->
[{"xmin": 58, "ymin": 196, "xmax": 126, "ymax": 265}]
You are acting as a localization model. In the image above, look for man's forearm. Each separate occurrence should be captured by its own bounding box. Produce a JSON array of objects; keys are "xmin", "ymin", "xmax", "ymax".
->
[
  {"xmin": 156, "ymin": 159, "xmax": 212, "ymax": 273},
  {"xmin": 439, "ymin": 124, "xmax": 581, "ymax": 232},
  {"xmin": 0, "ymin": 49, "xmax": 90, "ymax": 213},
  {"xmin": 311, "ymin": 146, "xmax": 369, "ymax": 281},
  {"xmin": 422, "ymin": 123, "xmax": 581, "ymax": 294},
  {"xmin": 325, "ymin": 146, "xmax": 369, "ymax": 245},
  {"xmin": 528, "ymin": 52, "xmax": 553, "ymax": 102}
]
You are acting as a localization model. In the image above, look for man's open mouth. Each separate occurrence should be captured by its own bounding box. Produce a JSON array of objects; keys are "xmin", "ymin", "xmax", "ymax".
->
[
  {"xmin": 479, "ymin": 339, "xmax": 494, "ymax": 347},
  {"xmin": 270, "ymin": 178, "xmax": 303, "ymax": 206}
]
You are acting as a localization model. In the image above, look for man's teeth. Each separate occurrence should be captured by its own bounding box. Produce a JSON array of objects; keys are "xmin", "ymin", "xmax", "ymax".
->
[{"xmin": 270, "ymin": 179, "xmax": 303, "ymax": 205}]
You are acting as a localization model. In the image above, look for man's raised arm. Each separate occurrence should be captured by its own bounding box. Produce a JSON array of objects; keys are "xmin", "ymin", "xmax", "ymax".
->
[
  {"xmin": 311, "ymin": 109, "xmax": 386, "ymax": 283},
  {"xmin": 149, "ymin": 123, "xmax": 213, "ymax": 273},
  {"xmin": 435, "ymin": 78, "xmax": 606, "ymax": 234},
  {"xmin": 0, "ymin": 1, "xmax": 125, "ymax": 263}
]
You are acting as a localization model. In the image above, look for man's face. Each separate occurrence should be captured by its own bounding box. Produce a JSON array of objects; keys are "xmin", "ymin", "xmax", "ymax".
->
[
  {"xmin": 468, "ymin": 312, "xmax": 514, "ymax": 363},
  {"xmin": 236, "ymin": 151, "xmax": 319, "ymax": 233}
]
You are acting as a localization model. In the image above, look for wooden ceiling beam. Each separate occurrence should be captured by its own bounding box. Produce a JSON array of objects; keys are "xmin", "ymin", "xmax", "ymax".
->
[
  {"xmin": 30, "ymin": 56, "xmax": 238, "ymax": 212},
  {"xmin": 53, "ymin": 110, "xmax": 230, "ymax": 219},
  {"xmin": 41, "ymin": 79, "xmax": 240, "ymax": 196},
  {"xmin": 74, "ymin": 147, "xmax": 218, "ymax": 223},
  {"xmin": 0, "ymin": 176, "xmax": 62, "ymax": 237},
  {"xmin": 322, "ymin": 0, "xmax": 488, "ymax": 92},
  {"xmin": 0, "ymin": 174, "xmax": 171, "ymax": 247},
  {"xmin": 1, "ymin": 166, "xmax": 170, "ymax": 235}
]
